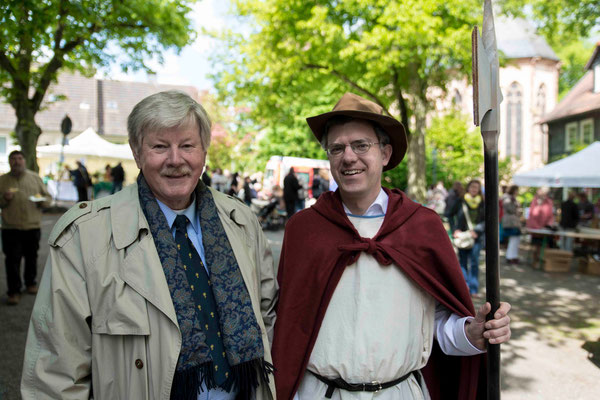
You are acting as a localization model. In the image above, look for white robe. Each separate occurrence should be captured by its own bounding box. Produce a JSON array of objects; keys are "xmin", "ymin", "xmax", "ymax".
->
[{"xmin": 298, "ymin": 215, "xmax": 433, "ymax": 400}]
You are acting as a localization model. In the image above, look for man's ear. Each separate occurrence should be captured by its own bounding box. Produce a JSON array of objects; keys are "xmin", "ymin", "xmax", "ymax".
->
[
  {"xmin": 381, "ymin": 144, "xmax": 393, "ymax": 167},
  {"xmin": 130, "ymin": 141, "xmax": 142, "ymax": 169}
]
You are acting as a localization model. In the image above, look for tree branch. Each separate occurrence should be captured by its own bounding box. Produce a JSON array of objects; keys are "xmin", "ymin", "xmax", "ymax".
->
[
  {"xmin": 0, "ymin": 48, "xmax": 17, "ymax": 80},
  {"xmin": 53, "ymin": 0, "xmax": 67, "ymax": 50},
  {"xmin": 304, "ymin": 63, "xmax": 393, "ymax": 117},
  {"xmin": 31, "ymin": 17, "xmax": 101, "ymax": 112},
  {"xmin": 394, "ymin": 70, "xmax": 410, "ymax": 138}
]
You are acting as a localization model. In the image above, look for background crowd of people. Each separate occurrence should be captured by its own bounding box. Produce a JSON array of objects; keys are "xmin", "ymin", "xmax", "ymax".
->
[{"xmin": 424, "ymin": 180, "xmax": 600, "ymax": 272}]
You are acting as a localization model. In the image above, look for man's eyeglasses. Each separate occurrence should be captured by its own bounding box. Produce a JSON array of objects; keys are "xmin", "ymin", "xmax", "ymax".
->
[{"xmin": 325, "ymin": 140, "xmax": 380, "ymax": 157}]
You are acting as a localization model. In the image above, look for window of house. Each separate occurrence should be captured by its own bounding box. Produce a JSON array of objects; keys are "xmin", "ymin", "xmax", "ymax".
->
[
  {"xmin": 581, "ymin": 118, "xmax": 594, "ymax": 144},
  {"xmin": 79, "ymin": 102, "xmax": 90, "ymax": 110},
  {"xmin": 106, "ymin": 101, "xmax": 118, "ymax": 110},
  {"xmin": 505, "ymin": 82, "xmax": 523, "ymax": 158},
  {"xmin": 565, "ymin": 122, "xmax": 578, "ymax": 151}
]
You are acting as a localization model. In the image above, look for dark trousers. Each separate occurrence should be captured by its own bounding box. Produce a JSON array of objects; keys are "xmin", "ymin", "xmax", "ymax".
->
[
  {"xmin": 111, "ymin": 181, "xmax": 123, "ymax": 194},
  {"xmin": 2, "ymin": 228, "xmax": 41, "ymax": 295},
  {"xmin": 284, "ymin": 198, "xmax": 296, "ymax": 219},
  {"xmin": 76, "ymin": 185, "xmax": 88, "ymax": 201}
]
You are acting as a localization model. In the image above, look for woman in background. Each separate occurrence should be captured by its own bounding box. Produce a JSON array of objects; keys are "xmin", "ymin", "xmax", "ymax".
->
[
  {"xmin": 449, "ymin": 179, "xmax": 485, "ymax": 297},
  {"xmin": 502, "ymin": 185, "xmax": 522, "ymax": 264}
]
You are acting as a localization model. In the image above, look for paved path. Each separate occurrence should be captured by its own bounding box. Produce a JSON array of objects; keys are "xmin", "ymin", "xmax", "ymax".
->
[{"xmin": 1, "ymin": 214, "xmax": 599, "ymax": 399}]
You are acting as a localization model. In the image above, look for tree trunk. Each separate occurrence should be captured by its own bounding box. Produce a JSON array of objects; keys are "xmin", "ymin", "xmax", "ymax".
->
[
  {"xmin": 406, "ymin": 98, "xmax": 427, "ymax": 203},
  {"xmin": 14, "ymin": 110, "xmax": 42, "ymax": 172}
]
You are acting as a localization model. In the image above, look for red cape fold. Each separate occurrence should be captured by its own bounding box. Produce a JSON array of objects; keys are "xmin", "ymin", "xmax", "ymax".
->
[{"xmin": 272, "ymin": 188, "xmax": 486, "ymax": 400}]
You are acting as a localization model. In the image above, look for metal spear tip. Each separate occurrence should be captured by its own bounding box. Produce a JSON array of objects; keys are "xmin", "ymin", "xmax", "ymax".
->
[{"xmin": 472, "ymin": 0, "xmax": 503, "ymax": 133}]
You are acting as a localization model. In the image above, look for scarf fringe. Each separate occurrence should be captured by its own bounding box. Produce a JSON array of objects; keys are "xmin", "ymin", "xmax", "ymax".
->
[
  {"xmin": 170, "ymin": 363, "xmax": 215, "ymax": 400},
  {"xmin": 170, "ymin": 359, "xmax": 274, "ymax": 400}
]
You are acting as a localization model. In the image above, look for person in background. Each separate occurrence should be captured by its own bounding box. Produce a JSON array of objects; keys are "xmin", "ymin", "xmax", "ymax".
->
[
  {"xmin": 202, "ymin": 164, "xmax": 212, "ymax": 187},
  {"xmin": 283, "ymin": 167, "xmax": 301, "ymax": 220},
  {"xmin": 449, "ymin": 180, "xmax": 485, "ymax": 297},
  {"xmin": 319, "ymin": 168, "xmax": 330, "ymax": 193},
  {"xmin": 70, "ymin": 160, "xmax": 91, "ymax": 201},
  {"xmin": 560, "ymin": 191, "xmax": 579, "ymax": 251},
  {"xmin": 311, "ymin": 168, "xmax": 326, "ymax": 200},
  {"xmin": 444, "ymin": 181, "xmax": 464, "ymax": 232},
  {"xmin": 0, "ymin": 150, "xmax": 51, "ymax": 305},
  {"xmin": 502, "ymin": 185, "xmax": 522, "ymax": 264},
  {"xmin": 21, "ymin": 91, "xmax": 277, "ymax": 400},
  {"xmin": 228, "ymin": 172, "xmax": 240, "ymax": 196},
  {"xmin": 426, "ymin": 181, "xmax": 447, "ymax": 216},
  {"xmin": 273, "ymin": 93, "xmax": 510, "ymax": 400},
  {"xmin": 243, "ymin": 176, "xmax": 255, "ymax": 206},
  {"xmin": 526, "ymin": 187, "xmax": 555, "ymax": 267},
  {"xmin": 211, "ymin": 168, "xmax": 226, "ymax": 192},
  {"xmin": 499, "ymin": 185, "xmax": 508, "ymax": 247},
  {"xmin": 110, "ymin": 161, "xmax": 125, "ymax": 193},
  {"xmin": 103, "ymin": 164, "xmax": 112, "ymax": 182},
  {"xmin": 296, "ymin": 174, "xmax": 307, "ymax": 212},
  {"xmin": 578, "ymin": 192, "xmax": 594, "ymax": 227}
]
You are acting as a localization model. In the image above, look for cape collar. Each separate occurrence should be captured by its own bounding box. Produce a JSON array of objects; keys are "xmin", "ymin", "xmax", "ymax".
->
[{"xmin": 312, "ymin": 187, "xmax": 421, "ymax": 242}]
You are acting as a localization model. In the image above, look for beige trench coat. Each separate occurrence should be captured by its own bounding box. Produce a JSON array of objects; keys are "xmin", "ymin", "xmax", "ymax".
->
[{"xmin": 21, "ymin": 184, "xmax": 278, "ymax": 400}]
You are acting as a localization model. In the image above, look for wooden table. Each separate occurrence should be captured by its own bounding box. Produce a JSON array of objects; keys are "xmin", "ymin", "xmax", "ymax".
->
[{"xmin": 525, "ymin": 228, "xmax": 600, "ymax": 269}]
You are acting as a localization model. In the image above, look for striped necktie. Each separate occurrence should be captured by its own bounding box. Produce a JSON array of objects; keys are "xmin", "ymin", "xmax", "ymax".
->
[{"xmin": 173, "ymin": 215, "xmax": 231, "ymax": 386}]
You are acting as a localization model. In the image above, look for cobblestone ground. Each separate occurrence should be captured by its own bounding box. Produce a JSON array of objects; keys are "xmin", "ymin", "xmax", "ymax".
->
[{"xmin": 1, "ymin": 214, "xmax": 599, "ymax": 399}]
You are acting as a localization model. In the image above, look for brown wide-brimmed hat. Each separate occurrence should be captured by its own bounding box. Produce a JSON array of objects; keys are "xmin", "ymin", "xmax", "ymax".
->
[{"xmin": 306, "ymin": 92, "xmax": 408, "ymax": 171}]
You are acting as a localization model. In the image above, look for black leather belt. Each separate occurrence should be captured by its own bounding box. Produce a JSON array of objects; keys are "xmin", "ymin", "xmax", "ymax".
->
[{"xmin": 309, "ymin": 370, "xmax": 418, "ymax": 398}]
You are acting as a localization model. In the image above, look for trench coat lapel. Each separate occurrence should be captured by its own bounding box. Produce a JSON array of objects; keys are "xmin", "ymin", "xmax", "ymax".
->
[{"xmin": 111, "ymin": 184, "xmax": 179, "ymax": 327}]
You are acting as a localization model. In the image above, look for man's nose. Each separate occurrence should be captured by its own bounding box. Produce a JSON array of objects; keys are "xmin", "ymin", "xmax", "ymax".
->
[
  {"xmin": 341, "ymin": 145, "xmax": 358, "ymax": 162},
  {"xmin": 166, "ymin": 147, "xmax": 184, "ymax": 164}
]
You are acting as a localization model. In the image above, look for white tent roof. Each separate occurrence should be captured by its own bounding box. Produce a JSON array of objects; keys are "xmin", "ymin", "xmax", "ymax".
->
[
  {"xmin": 513, "ymin": 141, "xmax": 600, "ymax": 187},
  {"xmin": 37, "ymin": 127, "xmax": 134, "ymax": 160}
]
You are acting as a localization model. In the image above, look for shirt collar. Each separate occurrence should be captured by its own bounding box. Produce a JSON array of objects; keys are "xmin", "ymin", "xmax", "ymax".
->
[
  {"xmin": 342, "ymin": 188, "xmax": 388, "ymax": 217},
  {"xmin": 156, "ymin": 195, "xmax": 200, "ymax": 234}
]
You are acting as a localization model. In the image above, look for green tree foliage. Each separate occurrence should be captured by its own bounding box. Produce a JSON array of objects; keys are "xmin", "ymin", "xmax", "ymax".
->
[
  {"xmin": 554, "ymin": 40, "xmax": 595, "ymax": 100},
  {"xmin": 211, "ymin": 0, "xmax": 481, "ymax": 202},
  {"xmin": 0, "ymin": 0, "xmax": 198, "ymax": 171},
  {"xmin": 382, "ymin": 112, "xmax": 513, "ymax": 194},
  {"xmin": 499, "ymin": 0, "xmax": 599, "ymax": 100},
  {"xmin": 499, "ymin": 0, "xmax": 599, "ymax": 41},
  {"xmin": 424, "ymin": 113, "xmax": 484, "ymax": 186}
]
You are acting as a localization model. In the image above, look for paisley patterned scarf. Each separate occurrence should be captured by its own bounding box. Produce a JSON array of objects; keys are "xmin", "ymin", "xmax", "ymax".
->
[{"xmin": 137, "ymin": 175, "xmax": 272, "ymax": 400}]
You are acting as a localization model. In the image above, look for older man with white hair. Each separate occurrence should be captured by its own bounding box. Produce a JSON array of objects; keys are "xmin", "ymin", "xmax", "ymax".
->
[{"xmin": 22, "ymin": 91, "xmax": 277, "ymax": 400}]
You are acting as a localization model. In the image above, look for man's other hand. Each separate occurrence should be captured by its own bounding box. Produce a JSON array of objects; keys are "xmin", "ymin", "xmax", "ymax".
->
[{"xmin": 466, "ymin": 302, "xmax": 511, "ymax": 350}]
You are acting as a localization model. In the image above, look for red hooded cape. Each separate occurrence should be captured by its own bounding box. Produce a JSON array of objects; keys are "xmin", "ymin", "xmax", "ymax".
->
[{"xmin": 272, "ymin": 188, "xmax": 485, "ymax": 400}]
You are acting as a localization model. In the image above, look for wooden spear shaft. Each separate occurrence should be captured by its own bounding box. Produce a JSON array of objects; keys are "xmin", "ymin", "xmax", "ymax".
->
[{"xmin": 482, "ymin": 130, "xmax": 501, "ymax": 400}]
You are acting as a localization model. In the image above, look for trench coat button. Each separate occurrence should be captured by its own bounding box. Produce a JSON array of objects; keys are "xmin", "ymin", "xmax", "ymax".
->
[
  {"xmin": 79, "ymin": 203, "xmax": 87, "ymax": 209},
  {"xmin": 135, "ymin": 359, "xmax": 144, "ymax": 369}
]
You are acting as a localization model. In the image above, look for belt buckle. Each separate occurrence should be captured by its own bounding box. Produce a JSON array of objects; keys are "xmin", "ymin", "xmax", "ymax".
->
[{"xmin": 371, "ymin": 380, "xmax": 382, "ymax": 393}]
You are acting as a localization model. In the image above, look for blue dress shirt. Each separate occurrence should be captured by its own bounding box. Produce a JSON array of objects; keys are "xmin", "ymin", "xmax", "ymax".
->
[{"xmin": 156, "ymin": 197, "xmax": 237, "ymax": 400}]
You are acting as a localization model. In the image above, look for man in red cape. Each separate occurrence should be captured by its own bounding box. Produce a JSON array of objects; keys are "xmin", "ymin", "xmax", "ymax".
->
[{"xmin": 272, "ymin": 93, "xmax": 511, "ymax": 400}]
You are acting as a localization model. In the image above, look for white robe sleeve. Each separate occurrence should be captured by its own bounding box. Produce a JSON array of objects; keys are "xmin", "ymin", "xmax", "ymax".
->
[{"xmin": 434, "ymin": 302, "xmax": 485, "ymax": 356}]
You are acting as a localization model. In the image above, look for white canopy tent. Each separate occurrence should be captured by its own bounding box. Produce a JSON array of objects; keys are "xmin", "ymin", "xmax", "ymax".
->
[
  {"xmin": 513, "ymin": 141, "xmax": 600, "ymax": 188},
  {"xmin": 36, "ymin": 127, "xmax": 134, "ymax": 160}
]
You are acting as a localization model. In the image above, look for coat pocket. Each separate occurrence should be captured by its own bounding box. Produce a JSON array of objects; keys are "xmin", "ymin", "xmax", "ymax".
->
[{"xmin": 90, "ymin": 284, "xmax": 151, "ymax": 336}]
